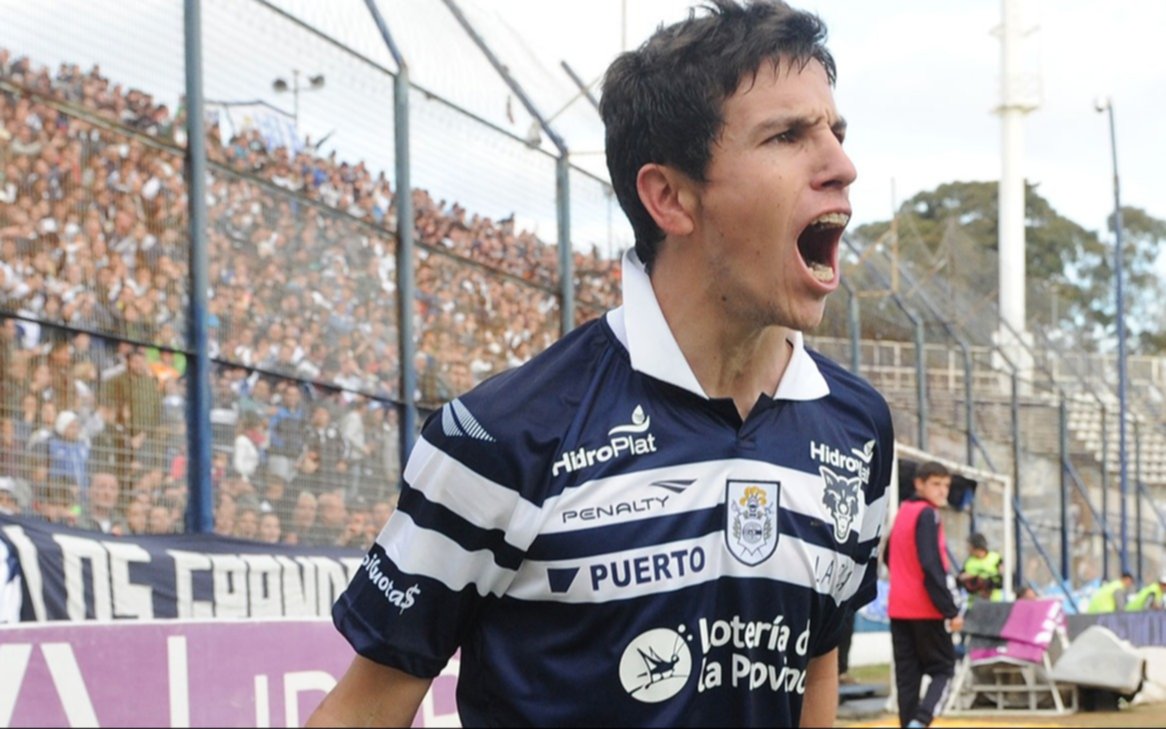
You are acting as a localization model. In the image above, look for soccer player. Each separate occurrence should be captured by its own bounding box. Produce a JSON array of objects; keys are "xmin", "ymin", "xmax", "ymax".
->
[{"xmin": 308, "ymin": 1, "xmax": 893, "ymax": 726}]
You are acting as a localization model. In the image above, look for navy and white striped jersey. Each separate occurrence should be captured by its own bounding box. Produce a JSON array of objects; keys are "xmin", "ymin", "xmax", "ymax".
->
[{"xmin": 333, "ymin": 252, "xmax": 894, "ymax": 727}]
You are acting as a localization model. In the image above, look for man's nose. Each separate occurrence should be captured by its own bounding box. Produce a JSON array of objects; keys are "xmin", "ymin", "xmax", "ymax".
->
[{"xmin": 813, "ymin": 134, "xmax": 857, "ymax": 191}]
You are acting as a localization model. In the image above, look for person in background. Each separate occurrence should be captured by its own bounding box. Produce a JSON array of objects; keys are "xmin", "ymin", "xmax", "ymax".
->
[
  {"xmin": 146, "ymin": 502, "xmax": 174, "ymax": 534},
  {"xmin": 958, "ymin": 532, "xmax": 1003, "ymax": 604},
  {"xmin": 886, "ymin": 461, "xmax": 964, "ymax": 729},
  {"xmin": 1125, "ymin": 574, "xmax": 1166, "ymax": 612},
  {"xmin": 0, "ymin": 477, "xmax": 21, "ymax": 516},
  {"xmin": 1086, "ymin": 572, "xmax": 1135, "ymax": 614},
  {"xmin": 233, "ymin": 499, "xmax": 260, "ymax": 541},
  {"xmin": 46, "ymin": 409, "xmax": 89, "ymax": 501},
  {"xmin": 76, "ymin": 471, "xmax": 122, "ymax": 534},
  {"xmin": 258, "ymin": 510, "xmax": 282, "ymax": 544}
]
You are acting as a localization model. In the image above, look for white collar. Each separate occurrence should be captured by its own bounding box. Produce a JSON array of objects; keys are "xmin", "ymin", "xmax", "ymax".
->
[{"xmin": 605, "ymin": 249, "xmax": 830, "ymax": 402}]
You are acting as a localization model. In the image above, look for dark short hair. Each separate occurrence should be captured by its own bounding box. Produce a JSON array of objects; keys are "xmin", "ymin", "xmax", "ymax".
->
[
  {"xmin": 914, "ymin": 461, "xmax": 950, "ymax": 482},
  {"xmin": 600, "ymin": 0, "xmax": 835, "ymax": 271},
  {"xmin": 968, "ymin": 532, "xmax": 988, "ymax": 551}
]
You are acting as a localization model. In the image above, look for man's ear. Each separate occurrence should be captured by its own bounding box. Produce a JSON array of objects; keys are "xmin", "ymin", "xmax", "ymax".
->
[{"xmin": 636, "ymin": 163, "xmax": 696, "ymax": 237}]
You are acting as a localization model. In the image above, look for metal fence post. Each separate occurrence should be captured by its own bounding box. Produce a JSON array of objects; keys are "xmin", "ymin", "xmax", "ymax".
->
[
  {"xmin": 364, "ymin": 0, "xmax": 417, "ymax": 475},
  {"xmin": 184, "ymin": 0, "xmax": 213, "ymax": 533}
]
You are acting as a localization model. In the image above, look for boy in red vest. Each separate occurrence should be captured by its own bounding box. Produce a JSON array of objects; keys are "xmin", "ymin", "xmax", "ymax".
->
[{"xmin": 886, "ymin": 461, "xmax": 964, "ymax": 728}]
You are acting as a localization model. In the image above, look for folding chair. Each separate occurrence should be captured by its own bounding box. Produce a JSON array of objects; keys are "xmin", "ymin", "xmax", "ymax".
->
[{"xmin": 945, "ymin": 598, "xmax": 1078, "ymax": 715}]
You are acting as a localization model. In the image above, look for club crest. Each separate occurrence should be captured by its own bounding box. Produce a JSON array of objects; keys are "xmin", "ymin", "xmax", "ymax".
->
[{"xmin": 725, "ymin": 480, "xmax": 780, "ymax": 566}]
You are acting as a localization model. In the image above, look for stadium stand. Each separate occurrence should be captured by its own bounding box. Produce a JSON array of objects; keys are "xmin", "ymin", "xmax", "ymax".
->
[{"xmin": 0, "ymin": 48, "xmax": 620, "ymax": 545}]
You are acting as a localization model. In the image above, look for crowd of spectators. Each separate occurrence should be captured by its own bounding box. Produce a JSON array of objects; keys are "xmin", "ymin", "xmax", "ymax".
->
[{"xmin": 0, "ymin": 49, "xmax": 621, "ymax": 546}]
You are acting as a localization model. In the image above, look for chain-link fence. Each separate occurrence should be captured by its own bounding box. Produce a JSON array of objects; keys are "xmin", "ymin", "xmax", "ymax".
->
[
  {"xmin": 0, "ymin": 0, "xmax": 629, "ymax": 549},
  {"xmin": 1, "ymin": 0, "xmax": 1163, "ymax": 603},
  {"xmin": 808, "ymin": 210, "xmax": 1166, "ymax": 599}
]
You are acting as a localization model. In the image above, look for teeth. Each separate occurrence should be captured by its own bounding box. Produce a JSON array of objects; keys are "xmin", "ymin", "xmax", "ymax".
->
[
  {"xmin": 809, "ymin": 212, "xmax": 850, "ymax": 228},
  {"xmin": 810, "ymin": 262, "xmax": 833, "ymax": 281}
]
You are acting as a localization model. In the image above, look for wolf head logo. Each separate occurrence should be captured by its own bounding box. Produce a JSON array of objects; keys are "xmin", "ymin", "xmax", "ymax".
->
[{"xmin": 820, "ymin": 466, "xmax": 862, "ymax": 543}]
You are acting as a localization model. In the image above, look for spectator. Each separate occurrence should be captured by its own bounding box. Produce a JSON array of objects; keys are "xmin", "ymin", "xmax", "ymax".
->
[
  {"xmin": 1125, "ymin": 575, "xmax": 1166, "ymax": 612},
  {"xmin": 958, "ymin": 532, "xmax": 1004, "ymax": 604},
  {"xmin": 361, "ymin": 402, "xmax": 399, "ymax": 498},
  {"xmin": 238, "ymin": 377, "xmax": 276, "ymax": 421},
  {"xmin": 309, "ymin": 488, "xmax": 348, "ymax": 546},
  {"xmin": 0, "ymin": 477, "xmax": 22, "ymax": 515},
  {"xmin": 146, "ymin": 503, "xmax": 173, "ymax": 534},
  {"xmin": 290, "ymin": 445, "xmax": 330, "ymax": 496},
  {"xmin": 0, "ymin": 416, "xmax": 26, "ymax": 482},
  {"xmin": 256, "ymin": 510, "xmax": 282, "ymax": 543},
  {"xmin": 232, "ymin": 411, "xmax": 265, "ymax": 482},
  {"xmin": 76, "ymin": 471, "xmax": 122, "ymax": 534},
  {"xmin": 47, "ymin": 409, "xmax": 89, "ymax": 498},
  {"xmin": 304, "ymin": 403, "xmax": 345, "ymax": 481},
  {"xmin": 123, "ymin": 499, "xmax": 148, "ymax": 535},
  {"xmin": 337, "ymin": 507, "xmax": 369, "ymax": 550},
  {"xmin": 258, "ymin": 471, "xmax": 293, "ymax": 516},
  {"xmin": 414, "ymin": 352, "xmax": 453, "ymax": 406},
  {"xmin": 1086, "ymin": 572, "xmax": 1135, "ymax": 614},
  {"xmin": 368, "ymin": 493, "xmax": 397, "ymax": 535},
  {"xmin": 102, "ymin": 348, "xmax": 163, "ymax": 471},
  {"xmin": 234, "ymin": 499, "xmax": 259, "ymax": 540},
  {"xmin": 266, "ymin": 384, "xmax": 305, "ymax": 482},
  {"xmin": 84, "ymin": 401, "xmax": 125, "ymax": 480},
  {"xmin": 283, "ymin": 490, "xmax": 317, "ymax": 545},
  {"xmin": 213, "ymin": 492, "xmax": 236, "ymax": 537}
]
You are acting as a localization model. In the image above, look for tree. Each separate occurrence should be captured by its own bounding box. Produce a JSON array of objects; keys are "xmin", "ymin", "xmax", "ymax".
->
[{"xmin": 841, "ymin": 181, "xmax": 1166, "ymax": 355}]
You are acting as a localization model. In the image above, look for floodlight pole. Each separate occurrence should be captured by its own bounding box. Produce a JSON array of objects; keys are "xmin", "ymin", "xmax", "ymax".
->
[{"xmin": 1097, "ymin": 98, "xmax": 1130, "ymax": 574}]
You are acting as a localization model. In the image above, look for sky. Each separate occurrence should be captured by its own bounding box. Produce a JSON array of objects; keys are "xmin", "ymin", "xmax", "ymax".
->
[
  {"xmin": 3, "ymin": 0, "xmax": 1163, "ymax": 274},
  {"xmin": 485, "ymin": 0, "xmax": 1165, "ymax": 246}
]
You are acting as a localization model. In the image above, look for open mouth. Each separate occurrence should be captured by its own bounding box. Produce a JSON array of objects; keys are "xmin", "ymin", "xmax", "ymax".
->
[{"xmin": 797, "ymin": 212, "xmax": 849, "ymax": 282}]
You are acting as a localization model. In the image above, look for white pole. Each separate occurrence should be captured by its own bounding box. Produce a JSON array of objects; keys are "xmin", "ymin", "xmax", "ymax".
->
[
  {"xmin": 998, "ymin": 0, "xmax": 1026, "ymax": 340},
  {"xmin": 995, "ymin": 0, "xmax": 1039, "ymax": 386}
]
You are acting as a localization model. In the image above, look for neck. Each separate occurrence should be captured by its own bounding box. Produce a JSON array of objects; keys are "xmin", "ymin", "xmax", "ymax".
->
[{"xmin": 651, "ymin": 258, "xmax": 794, "ymax": 421}]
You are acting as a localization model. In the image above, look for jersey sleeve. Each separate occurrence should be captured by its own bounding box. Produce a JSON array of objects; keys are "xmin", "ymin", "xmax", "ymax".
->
[
  {"xmin": 848, "ymin": 399, "xmax": 894, "ymax": 613},
  {"xmin": 331, "ymin": 411, "xmax": 541, "ymax": 678},
  {"xmin": 811, "ymin": 396, "xmax": 893, "ymax": 657}
]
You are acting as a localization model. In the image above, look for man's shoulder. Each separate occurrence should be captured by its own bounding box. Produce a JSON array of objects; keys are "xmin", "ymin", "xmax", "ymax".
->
[
  {"xmin": 807, "ymin": 348, "xmax": 890, "ymax": 412},
  {"xmin": 416, "ymin": 318, "xmax": 620, "ymax": 503},
  {"xmin": 450, "ymin": 317, "xmax": 617, "ymax": 427}
]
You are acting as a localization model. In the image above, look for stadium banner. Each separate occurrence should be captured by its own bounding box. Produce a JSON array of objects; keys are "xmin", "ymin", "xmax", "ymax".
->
[
  {"xmin": 1067, "ymin": 611, "xmax": 1166, "ymax": 647},
  {"xmin": 0, "ymin": 619, "xmax": 462, "ymax": 728},
  {"xmin": 0, "ymin": 514, "xmax": 366, "ymax": 622}
]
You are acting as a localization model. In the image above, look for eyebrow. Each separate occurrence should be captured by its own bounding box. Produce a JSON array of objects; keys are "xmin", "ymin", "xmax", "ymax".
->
[{"xmin": 754, "ymin": 114, "xmax": 848, "ymax": 140}]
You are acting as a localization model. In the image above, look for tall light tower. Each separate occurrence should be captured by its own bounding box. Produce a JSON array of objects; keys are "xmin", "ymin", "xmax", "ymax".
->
[
  {"xmin": 1095, "ymin": 96, "xmax": 1130, "ymax": 573},
  {"xmin": 994, "ymin": 0, "xmax": 1039, "ymax": 383}
]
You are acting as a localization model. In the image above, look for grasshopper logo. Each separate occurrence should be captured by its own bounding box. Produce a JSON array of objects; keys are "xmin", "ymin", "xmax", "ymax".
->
[
  {"xmin": 618, "ymin": 627, "xmax": 693, "ymax": 703},
  {"xmin": 820, "ymin": 466, "xmax": 862, "ymax": 543}
]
